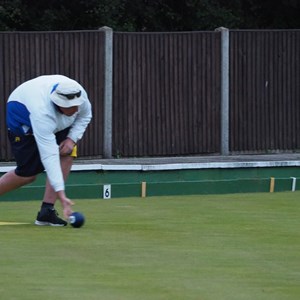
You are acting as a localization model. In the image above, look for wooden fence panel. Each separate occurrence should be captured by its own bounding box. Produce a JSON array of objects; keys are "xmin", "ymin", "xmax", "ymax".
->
[
  {"xmin": 230, "ymin": 30, "xmax": 300, "ymax": 153},
  {"xmin": 0, "ymin": 31, "xmax": 105, "ymax": 160},
  {"xmin": 112, "ymin": 31, "xmax": 221, "ymax": 157}
]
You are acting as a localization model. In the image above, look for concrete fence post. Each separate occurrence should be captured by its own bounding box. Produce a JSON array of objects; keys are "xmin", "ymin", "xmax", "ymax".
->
[
  {"xmin": 215, "ymin": 27, "xmax": 230, "ymax": 155},
  {"xmin": 99, "ymin": 26, "xmax": 113, "ymax": 158}
]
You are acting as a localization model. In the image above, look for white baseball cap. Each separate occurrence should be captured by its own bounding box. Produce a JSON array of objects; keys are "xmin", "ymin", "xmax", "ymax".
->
[{"xmin": 50, "ymin": 81, "xmax": 84, "ymax": 108}]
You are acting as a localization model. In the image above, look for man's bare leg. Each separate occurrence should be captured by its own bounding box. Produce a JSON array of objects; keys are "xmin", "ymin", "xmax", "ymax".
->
[
  {"xmin": 42, "ymin": 155, "xmax": 74, "ymax": 205},
  {"xmin": 0, "ymin": 170, "xmax": 36, "ymax": 196}
]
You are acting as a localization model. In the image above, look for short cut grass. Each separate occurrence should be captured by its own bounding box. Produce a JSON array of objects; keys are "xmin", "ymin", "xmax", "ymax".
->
[{"xmin": 0, "ymin": 192, "xmax": 300, "ymax": 300}]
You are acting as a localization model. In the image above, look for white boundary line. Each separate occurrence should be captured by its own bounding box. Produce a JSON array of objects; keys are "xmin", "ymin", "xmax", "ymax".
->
[
  {"xmin": 0, "ymin": 166, "xmax": 16, "ymax": 172},
  {"xmin": 1, "ymin": 160, "xmax": 299, "ymax": 173},
  {"xmin": 72, "ymin": 160, "xmax": 300, "ymax": 171}
]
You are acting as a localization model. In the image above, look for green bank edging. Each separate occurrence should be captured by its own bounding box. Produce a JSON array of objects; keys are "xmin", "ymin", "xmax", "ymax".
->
[{"xmin": 0, "ymin": 166, "xmax": 299, "ymax": 201}]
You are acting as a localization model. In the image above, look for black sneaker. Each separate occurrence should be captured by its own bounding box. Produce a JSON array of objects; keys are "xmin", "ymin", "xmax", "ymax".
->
[{"xmin": 35, "ymin": 208, "xmax": 67, "ymax": 226}]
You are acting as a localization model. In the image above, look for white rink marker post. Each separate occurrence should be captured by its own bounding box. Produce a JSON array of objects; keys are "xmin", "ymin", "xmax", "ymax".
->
[
  {"xmin": 103, "ymin": 184, "xmax": 111, "ymax": 199},
  {"xmin": 291, "ymin": 177, "xmax": 297, "ymax": 192}
]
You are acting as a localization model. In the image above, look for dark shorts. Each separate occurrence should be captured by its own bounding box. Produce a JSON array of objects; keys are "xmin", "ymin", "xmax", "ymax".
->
[{"xmin": 8, "ymin": 128, "xmax": 70, "ymax": 177}]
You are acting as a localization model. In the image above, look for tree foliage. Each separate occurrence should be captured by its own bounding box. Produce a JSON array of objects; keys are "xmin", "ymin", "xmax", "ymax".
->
[{"xmin": 0, "ymin": 0, "xmax": 299, "ymax": 31}]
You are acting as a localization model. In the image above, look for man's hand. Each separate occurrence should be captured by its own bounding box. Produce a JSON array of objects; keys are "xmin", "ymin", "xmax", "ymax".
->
[
  {"xmin": 57, "ymin": 190, "xmax": 75, "ymax": 219},
  {"xmin": 62, "ymin": 198, "xmax": 74, "ymax": 219},
  {"xmin": 59, "ymin": 138, "xmax": 75, "ymax": 156}
]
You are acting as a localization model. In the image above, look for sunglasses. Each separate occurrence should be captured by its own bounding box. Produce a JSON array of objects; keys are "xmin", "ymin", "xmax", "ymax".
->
[{"xmin": 57, "ymin": 91, "xmax": 81, "ymax": 100}]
